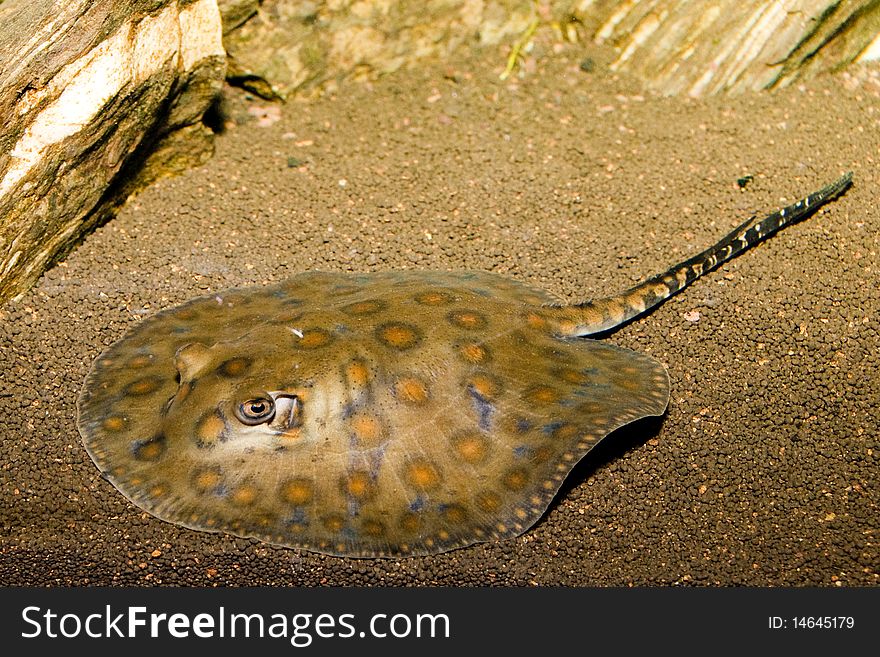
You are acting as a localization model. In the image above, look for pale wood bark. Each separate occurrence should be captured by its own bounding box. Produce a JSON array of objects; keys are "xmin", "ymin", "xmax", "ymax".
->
[{"xmin": 0, "ymin": 0, "xmax": 226, "ymax": 302}]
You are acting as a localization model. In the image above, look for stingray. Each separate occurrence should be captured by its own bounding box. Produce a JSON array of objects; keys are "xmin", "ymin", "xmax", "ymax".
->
[{"xmin": 77, "ymin": 172, "xmax": 852, "ymax": 557}]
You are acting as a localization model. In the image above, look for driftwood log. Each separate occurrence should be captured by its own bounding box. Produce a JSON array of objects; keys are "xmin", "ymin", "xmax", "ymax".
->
[
  {"xmin": 592, "ymin": 0, "xmax": 880, "ymax": 96},
  {"xmin": 0, "ymin": 0, "xmax": 225, "ymax": 303}
]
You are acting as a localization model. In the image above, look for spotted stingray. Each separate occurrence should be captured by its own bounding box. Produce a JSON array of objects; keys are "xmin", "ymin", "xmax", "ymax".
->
[{"xmin": 77, "ymin": 173, "xmax": 852, "ymax": 557}]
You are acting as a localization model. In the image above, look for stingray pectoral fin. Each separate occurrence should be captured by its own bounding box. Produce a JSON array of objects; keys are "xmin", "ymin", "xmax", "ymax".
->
[{"xmin": 550, "ymin": 172, "xmax": 853, "ymax": 337}]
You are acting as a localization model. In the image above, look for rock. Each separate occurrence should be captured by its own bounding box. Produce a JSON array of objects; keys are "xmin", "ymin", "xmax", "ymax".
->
[
  {"xmin": 222, "ymin": 0, "xmax": 538, "ymax": 100},
  {"xmin": 221, "ymin": 1, "xmax": 879, "ymax": 99},
  {"xmin": 217, "ymin": 0, "xmax": 259, "ymax": 35},
  {"xmin": 0, "ymin": 0, "xmax": 226, "ymax": 303}
]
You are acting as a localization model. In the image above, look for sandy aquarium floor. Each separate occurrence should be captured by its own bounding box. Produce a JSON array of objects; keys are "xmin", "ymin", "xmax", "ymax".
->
[{"xmin": 1, "ymin": 45, "xmax": 878, "ymax": 586}]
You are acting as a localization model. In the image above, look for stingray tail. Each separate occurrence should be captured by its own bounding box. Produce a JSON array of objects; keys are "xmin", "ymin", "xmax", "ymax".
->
[{"xmin": 548, "ymin": 171, "xmax": 853, "ymax": 337}]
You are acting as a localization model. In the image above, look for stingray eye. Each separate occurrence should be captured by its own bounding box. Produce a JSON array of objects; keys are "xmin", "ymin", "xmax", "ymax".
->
[{"xmin": 235, "ymin": 397, "xmax": 276, "ymax": 425}]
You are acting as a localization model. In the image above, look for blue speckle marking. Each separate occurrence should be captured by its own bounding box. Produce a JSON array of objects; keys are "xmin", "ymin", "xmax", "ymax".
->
[
  {"xmin": 285, "ymin": 508, "xmax": 309, "ymax": 525},
  {"xmin": 542, "ymin": 421, "xmax": 565, "ymax": 435},
  {"xmin": 468, "ymin": 385, "xmax": 495, "ymax": 431}
]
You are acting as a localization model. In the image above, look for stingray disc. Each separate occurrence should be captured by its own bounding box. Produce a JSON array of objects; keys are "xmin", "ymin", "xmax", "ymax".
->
[{"xmin": 77, "ymin": 271, "xmax": 669, "ymax": 557}]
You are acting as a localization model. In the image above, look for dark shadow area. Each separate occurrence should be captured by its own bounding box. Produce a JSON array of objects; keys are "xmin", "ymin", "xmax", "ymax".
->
[
  {"xmin": 541, "ymin": 414, "xmax": 668, "ymax": 519},
  {"xmin": 202, "ymin": 93, "xmax": 229, "ymax": 135}
]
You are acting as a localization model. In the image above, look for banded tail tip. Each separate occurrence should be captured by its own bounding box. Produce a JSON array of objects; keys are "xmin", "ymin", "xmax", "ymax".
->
[
  {"xmin": 819, "ymin": 171, "xmax": 853, "ymax": 200},
  {"xmin": 548, "ymin": 170, "xmax": 853, "ymax": 338}
]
